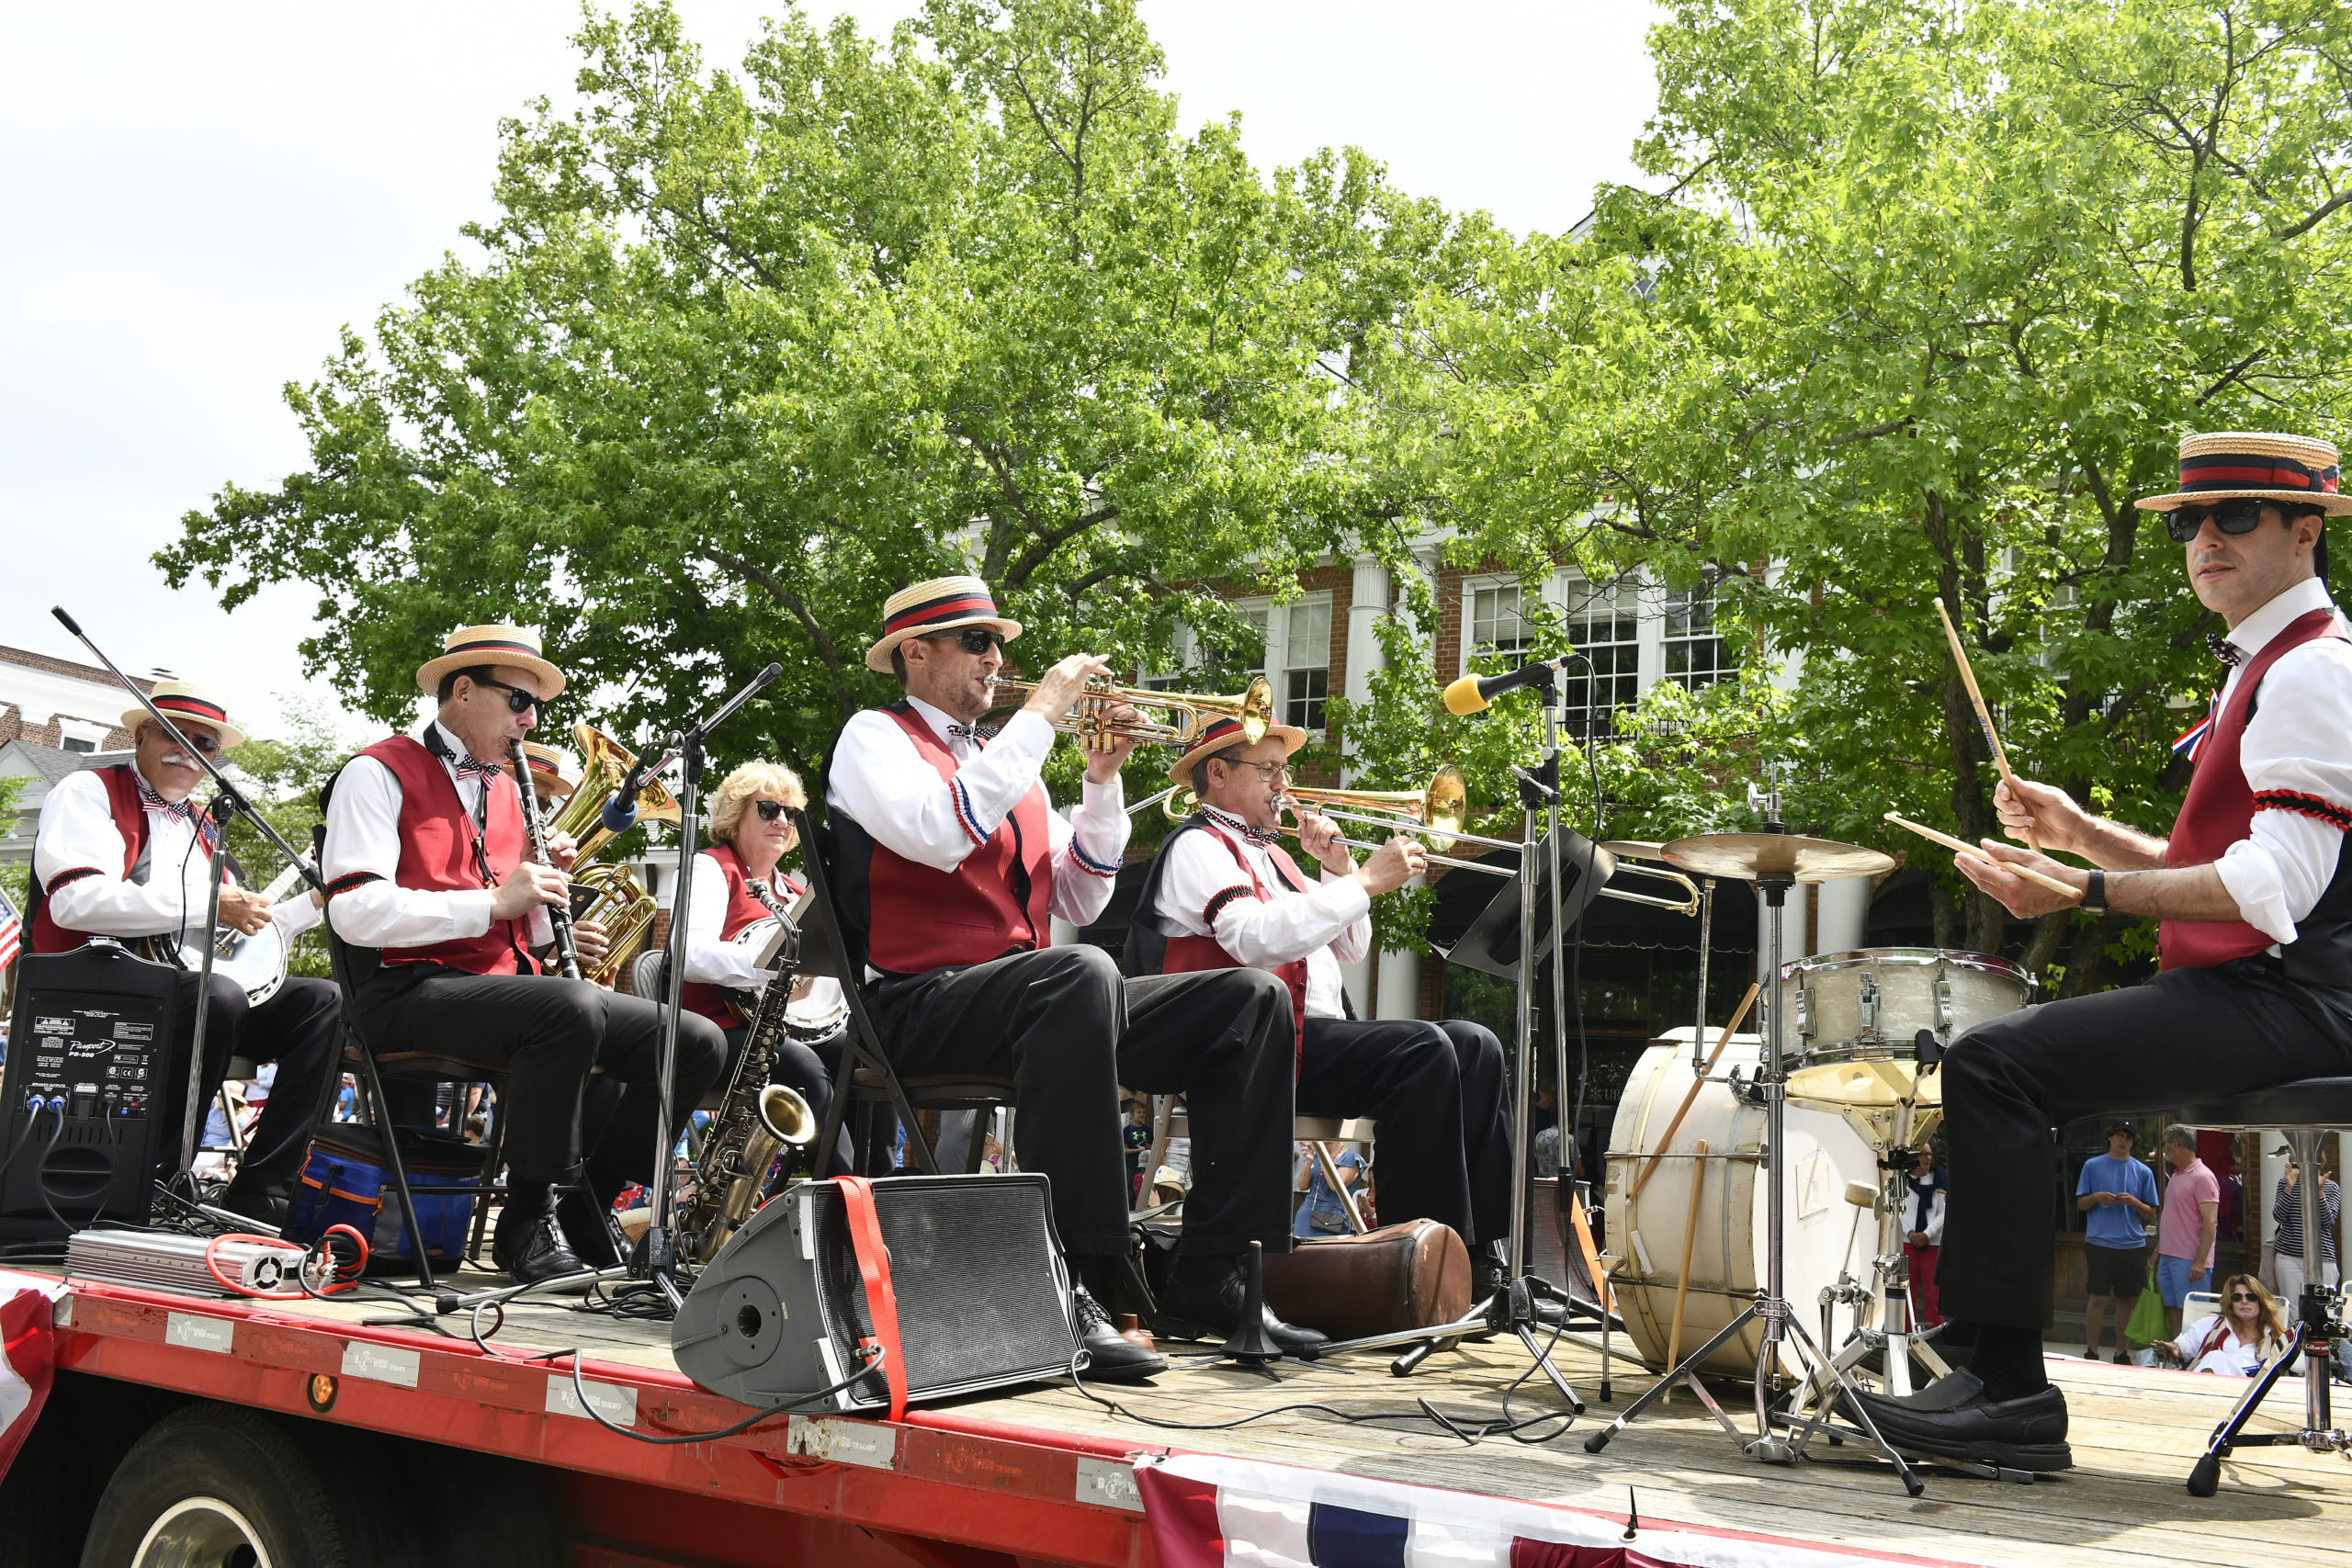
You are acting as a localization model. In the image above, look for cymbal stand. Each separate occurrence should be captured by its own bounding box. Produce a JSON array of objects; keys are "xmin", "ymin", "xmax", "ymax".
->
[
  {"xmin": 1581, "ymin": 784, "xmax": 1924, "ymax": 1495},
  {"xmin": 1316, "ymin": 668, "xmax": 1586, "ymax": 1416}
]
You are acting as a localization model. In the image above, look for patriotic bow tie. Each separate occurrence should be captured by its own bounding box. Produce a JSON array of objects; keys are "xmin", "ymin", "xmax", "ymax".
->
[
  {"xmin": 450, "ymin": 754, "xmax": 507, "ymax": 784},
  {"xmin": 2208, "ymin": 633, "xmax": 2244, "ymax": 667},
  {"xmin": 1204, "ymin": 806, "xmax": 1281, "ymax": 846},
  {"xmin": 945, "ymin": 722, "xmax": 1000, "ymax": 744},
  {"xmin": 136, "ymin": 782, "xmax": 206, "ymax": 833}
]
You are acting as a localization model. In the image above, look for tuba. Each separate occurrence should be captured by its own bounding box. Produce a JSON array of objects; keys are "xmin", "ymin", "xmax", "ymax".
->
[{"xmin": 545, "ymin": 725, "xmax": 682, "ymax": 988}]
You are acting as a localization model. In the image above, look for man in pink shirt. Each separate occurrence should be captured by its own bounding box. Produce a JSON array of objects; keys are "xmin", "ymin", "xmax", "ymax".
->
[{"xmin": 2156, "ymin": 1125, "xmax": 2222, "ymax": 1333}]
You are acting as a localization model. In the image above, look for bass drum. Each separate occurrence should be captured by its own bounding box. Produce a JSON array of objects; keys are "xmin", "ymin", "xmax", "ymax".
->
[{"xmin": 1606, "ymin": 1035, "xmax": 1879, "ymax": 1378}]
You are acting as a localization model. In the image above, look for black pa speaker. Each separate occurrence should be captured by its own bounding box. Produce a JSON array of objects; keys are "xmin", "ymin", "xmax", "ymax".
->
[
  {"xmin": 1, "ymin": 945, "xmax": 181, "ymax": 1241},
  {"xmin": 673, "ymin": 1173, "xmax": 1079, "ymax": 1413}
]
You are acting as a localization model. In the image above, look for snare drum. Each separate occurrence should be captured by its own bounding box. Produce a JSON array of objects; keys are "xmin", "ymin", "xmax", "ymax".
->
[{"xmin": 1780, "ymin": 948, "xmax": 2031, "ymax": 1108}]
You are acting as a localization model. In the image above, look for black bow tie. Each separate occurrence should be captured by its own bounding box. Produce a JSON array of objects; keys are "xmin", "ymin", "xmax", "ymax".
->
[
  {"xmin": 946, "ymin": 722, "xmax": 999, "ymax": 744},
  {"xmin": 2208, "ymin": 633, "xmax": 2244, "ymax": 667}
]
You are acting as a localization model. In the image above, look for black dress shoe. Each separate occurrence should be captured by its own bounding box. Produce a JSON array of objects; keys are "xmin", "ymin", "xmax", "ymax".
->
[
  {"xmin": 555, "ymin": 1187, "xmax": 623, "ymax": 1271},
  {"xmin": 1155, "ymin": 1264, "xmax": 1329, "ymax": 1358},
  {"xmin": 1072, "ymin": 1286, "xmax": 1167, "ymax": 1382},
  {"xmin": 493, "ymin": 1205, "xmax": 588, "ymax": 1287},
  {"xmin": 1841, "ymin": 1371, "xmax": 2074, "ymax": 1472},
  {"xmin": 216, "ymin": 1185, "xmax": 290, "ymax": 1231}
]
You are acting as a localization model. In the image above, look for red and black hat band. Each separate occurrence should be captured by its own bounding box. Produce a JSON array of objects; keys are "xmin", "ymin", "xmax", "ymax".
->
[
  {"xmin": 883, "ymin": 591, "xmax": 1001, "ymax": 637},
  {"xmin": 153, "ymin": 695, "xmax": 228, "ymax": 723},
  {"xmin": 447, "ymin": 637, "xmax": 543, "ymax": 660},
  {"xmin": 2177, "ymin": 452, "xmax": 2341, "ymax": 496}
]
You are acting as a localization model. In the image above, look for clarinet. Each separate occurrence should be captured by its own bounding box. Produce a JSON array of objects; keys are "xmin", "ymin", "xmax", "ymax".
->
[{"xmin": 509, "ymin": 739, "xmax": 583, "ymax": 982}]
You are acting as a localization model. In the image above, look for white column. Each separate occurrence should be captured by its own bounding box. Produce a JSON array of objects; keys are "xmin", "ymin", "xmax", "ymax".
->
[
  {"xmin": 1343, "ymin": 558, "xmax": 1390, "ymax": 782},
  {"xmin": 1375, "ymin": 947, "xmax": 1422, "ymax": 1021},
  {"xmin": 1814, "ymin": 875, "xmax": 1869, "ymax": 957}
]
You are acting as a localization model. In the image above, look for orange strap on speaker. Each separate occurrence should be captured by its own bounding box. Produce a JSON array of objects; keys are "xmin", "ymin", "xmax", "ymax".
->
[{"xmin": 835, "ymin": 1176, "xmax": 908, "ymax": 1420}]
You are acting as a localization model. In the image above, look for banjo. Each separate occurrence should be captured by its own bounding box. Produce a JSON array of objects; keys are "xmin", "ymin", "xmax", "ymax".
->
[{"xmin": 130, "ymin": 856, "xmax": 312, "ymax": 1008}]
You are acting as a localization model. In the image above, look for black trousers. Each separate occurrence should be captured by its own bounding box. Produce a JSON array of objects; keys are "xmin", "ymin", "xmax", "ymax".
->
[
  {"xmin": 1298, "ymin": 1016, "xmax": 1514, "ymax": 1247},
  {"xmin": 866, "ymin": 946, "xmax": 1295, "ymax": 1257},
  {"xmin": 356, "ymin": 967, "xmax": 725, "ymax": 1187},
  {"xmin": 164, "ymin": 973, "xmax": 341, "ymax": 1194},
  {"xmin": 1939, "ymin": 958, "xmax": 2352, "ymax": 1329},
  {"xmin": 718, "ymin": 1023, "xmax": 853, "ymax": 1176}
]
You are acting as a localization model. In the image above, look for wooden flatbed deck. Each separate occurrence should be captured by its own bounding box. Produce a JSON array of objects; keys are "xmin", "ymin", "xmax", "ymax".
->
[{"xmin": 61, "ymin": 1261, "xmax": 2342, "ymax": 1568}]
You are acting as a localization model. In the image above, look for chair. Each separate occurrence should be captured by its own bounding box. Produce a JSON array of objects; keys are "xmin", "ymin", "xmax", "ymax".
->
[
  {"xmin": 2172, "ymin": 1076, "xmax": 2352, "ymax": 1496},
  {"xmin": 1139, "ymin": 1093, "xmax": 1376, "ymax": 1233},
  {"xmin": 789, "ymin": 808, "xmax": 1012, "ymax": 1176}
]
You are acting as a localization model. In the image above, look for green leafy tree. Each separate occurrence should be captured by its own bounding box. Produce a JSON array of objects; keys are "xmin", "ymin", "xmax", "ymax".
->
[
  {"xmin": 159, "ymin": 0, "xmax": 1410, "ymax": 804},
  {"xmin": 1353, "ymin": 0, "xmax": 2352, "ymax": 991}
]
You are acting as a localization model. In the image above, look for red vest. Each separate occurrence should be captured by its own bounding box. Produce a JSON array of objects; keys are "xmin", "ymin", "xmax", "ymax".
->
[
  {"xmin": 683, "ymin": 842, "xmax": 803, "ymax": 1025},
  {"xmin": 2163, "ymin": 607, "xmax": 2350, "ymax": 970},
  {"xmin": 29, "ymin": 765, "xmax": 158, "ymax": 954},
  {"xmin": 863, "ymin": 706, "xmax": 1055, "ymax": 975},
  {"xmin": 1159, "ymin": 821, "xmax": 1310, "ymax": 1071},
  {"xmin": 350, "ymin": 736, "xmax": 537, "ymax": 976}
]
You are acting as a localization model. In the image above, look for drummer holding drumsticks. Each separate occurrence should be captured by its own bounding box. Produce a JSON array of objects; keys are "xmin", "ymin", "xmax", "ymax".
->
[{"xmin": 1849, "ymin": 432, "xmax": 2352, "ymax": 1472}]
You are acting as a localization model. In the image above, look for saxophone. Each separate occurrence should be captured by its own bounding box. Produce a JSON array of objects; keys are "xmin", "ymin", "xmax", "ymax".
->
[{"xmin": 680, "ymin": 877, "xmax": 818, "ymax": 1264}]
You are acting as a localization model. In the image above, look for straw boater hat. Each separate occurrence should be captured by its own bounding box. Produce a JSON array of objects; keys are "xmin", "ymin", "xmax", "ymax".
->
[
  {"xmin": 126, "ymin": 680, "xmax": 245, "ymax": 750},
  {"xmin": 1168, "ymin": 710, "xmax": 1310, "ymax": 788},
  {"xmin": 519, "ymin": 742, "xmax": 578, "ymax": 800},
  {"xmin": 414, "ymin": 625, "xmax": 568, "ymax": 701},
  {"xmin": 865, "ymin": 576, "xmax": 1023, "ymax": 674},
  {"xmin": 2135, "ymin": 432, "xmax": 2352, "ymax": 515}
]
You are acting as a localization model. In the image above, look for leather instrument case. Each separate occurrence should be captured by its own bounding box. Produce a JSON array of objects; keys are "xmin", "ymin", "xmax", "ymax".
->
[{"xmin": 1261, "ymin": 1219, "xmax": 1471, "ymax": 1338}]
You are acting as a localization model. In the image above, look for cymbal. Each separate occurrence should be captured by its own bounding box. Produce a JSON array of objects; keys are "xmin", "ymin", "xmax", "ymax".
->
[
  {"xmin": 1600, "ymin": 839, "xmax": 1668, "ymax": 862},
  {"xmin": 1661, "ymin": 832, "xmax": 1895, "ymax": 883}
]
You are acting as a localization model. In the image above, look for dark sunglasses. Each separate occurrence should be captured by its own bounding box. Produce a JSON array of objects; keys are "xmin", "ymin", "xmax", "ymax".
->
[
  {"xmin": 752, "ymin": 799, "xmax": 790, "ymax": 823},
  {"xmin": 2165, "ymin": 497, "xmax": 2293, "ymax": 543},
  {"xmin": 469, "ymin": 675, "xmax": 548, "ymax": 716},
  {"xmin": 2230, "ymin": 1290, "xmax": 2260, "ymax": 1302},
  {"xmin": 928, "ymin": 626, "xmax": 1005, "ymax": 655},
  {"xmin": 160, "ymin": 728, "xmax": 221, "ymax": 756}
]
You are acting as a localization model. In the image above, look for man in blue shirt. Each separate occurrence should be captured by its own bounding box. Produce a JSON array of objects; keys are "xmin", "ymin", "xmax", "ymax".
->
[{"xmin": 2076, "ymin": 1120, "xmax": 2161, "ymax": 1361}]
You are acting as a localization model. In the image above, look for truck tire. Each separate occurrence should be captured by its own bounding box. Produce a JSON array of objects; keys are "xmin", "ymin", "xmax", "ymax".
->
[{"xmin": 77, "ymin": 1403, "xmax": 418, "ymax": 1568}]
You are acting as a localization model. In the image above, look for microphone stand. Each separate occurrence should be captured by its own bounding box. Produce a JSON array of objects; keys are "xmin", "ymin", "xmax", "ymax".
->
[
  {"xmin": 50, "ymin": 608, "xmax": 328, "ymax": 1194},
  {"xmin": 633, "ymin": 662, "xmax": 781, "ymax": 1311}
]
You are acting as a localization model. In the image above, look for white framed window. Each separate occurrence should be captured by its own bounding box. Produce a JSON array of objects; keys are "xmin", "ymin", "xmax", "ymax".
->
[
  {"xmin": 1236, "ymin": 605, "xmax": 1270, "ymax": 675},
  {"xmin": 1469, "ymin": 581, "xmax": 1538, "ymax": 660},
  {"xmin": 1563, "ymin": 576, "xmax": 1641, "ymax": 734},
  {"xmin": 1283, "ymin": 597, "xmax": 1331, "ymax": 731},
  {"xmin": 1663, "ymin": 582, "xmax": 1734, "ymax": 692}
]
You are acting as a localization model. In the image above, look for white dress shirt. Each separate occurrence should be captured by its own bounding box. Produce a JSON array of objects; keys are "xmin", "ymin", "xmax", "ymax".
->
[
  {"xmin": 323, "ymin": 722, "xmax": 551, "ymax": 951},
  {"xmin": 824, "ymin": 695, "xmax": 1127, "ymax": 931},
  {"xmin": 1155, "ymin": 807, "xmax": 1371, "ymax": 1020},
  {"xmin": 679, "ymin": 852, "xmax": 846, "ymax": 1020},
  {"xmin": 2204, "ymin": 577, "xmax": 2352, "ymax": 945},
  {"xmin": 35, "ymin": 761, "xmax": 321, "ymax": 944}
]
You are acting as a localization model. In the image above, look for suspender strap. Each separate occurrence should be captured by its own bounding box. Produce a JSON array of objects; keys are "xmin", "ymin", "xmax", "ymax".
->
[{"xmin": 834, "ymin": 1176, "xmax": 908, "ymax": 1421}]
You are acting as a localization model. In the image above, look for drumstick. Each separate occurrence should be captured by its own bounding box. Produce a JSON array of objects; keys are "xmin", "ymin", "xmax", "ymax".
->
[
  {"xmin": 1633, "ymin": 982, "xmax": 1761, "ymax": 1201},
  {"xmin": 1883, "ymin": 812, "xmax": 2082, "ymax": 901},
  {"xmin": 1664, "ymin": 1136, "xmax": 1709, "ymax": 1403},
  {"xmin": 1934, "ymin": 597, "xmax": 2043, "ymax": 853}
]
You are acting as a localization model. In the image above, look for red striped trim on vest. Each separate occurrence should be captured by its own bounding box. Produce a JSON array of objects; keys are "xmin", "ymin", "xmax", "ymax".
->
[{"xmin": 2254, "ymin": 789, "xmax": 2352, "ymax": 831}]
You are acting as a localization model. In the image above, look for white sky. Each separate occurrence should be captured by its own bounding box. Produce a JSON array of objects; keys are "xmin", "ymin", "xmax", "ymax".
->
[{"xmin": 0, "ymin": 2, "xmax": 1660, "ymax": 745}]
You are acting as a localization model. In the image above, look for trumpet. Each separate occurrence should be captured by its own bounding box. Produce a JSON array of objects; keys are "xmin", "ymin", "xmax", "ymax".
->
[
  {"xmin": 986, "ymin": 674, "xmax": 1272, "ymax": 749},
  {"xmin": 1262, "ymin": 767, "xmax": 1705, "ymax": 915}
]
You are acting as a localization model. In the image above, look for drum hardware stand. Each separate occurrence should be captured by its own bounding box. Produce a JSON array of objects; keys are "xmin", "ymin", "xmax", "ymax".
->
[
  {"xmin": 1581, "ymin": 778, "xmax": 1925, "ymax": 1496},
  {"xmin": 616, "ymin": 660, "xmax": 783, "ymax": 1314},
  {"xmin": 50, "ymin": 606, "xmax": 331, "ymax": 1200}
]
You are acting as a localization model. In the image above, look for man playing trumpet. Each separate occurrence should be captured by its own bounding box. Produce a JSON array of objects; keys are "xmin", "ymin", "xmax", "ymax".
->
[
  {"xmin": 1855, "ymin": 432, "xmax": 2352, "ymax": 1472},
  {"xmin": 1128, "ymin": 720, "xmax": 1518, "ymax": 1293},
  {"xmin": 322, "ymin": 626, "xmax": 725, "ymax": 1283},
  {"xmin": 825, "ymin": 577, "xmax": 1321, "ymax": 1379}
]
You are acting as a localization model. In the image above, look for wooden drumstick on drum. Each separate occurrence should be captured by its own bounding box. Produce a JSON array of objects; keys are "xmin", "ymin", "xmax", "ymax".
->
[
  {"xmin": 1883, "ymin": 812, "xmax": 2082, "ymax": 902},
  {"xmin": 1632, "ymin": 981, "xmax": 1760, "ymax": 1201},
  {"xmin": 1933, "ymin": 596, "xmax": 2042, "ymax": 853},
  {"xmin": 1664, "ymin": 1136, "xmax": 1708, "ymax": 1404}
]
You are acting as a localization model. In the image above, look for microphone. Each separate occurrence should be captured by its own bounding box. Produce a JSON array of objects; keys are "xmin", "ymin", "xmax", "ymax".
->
[
  {"xmin": 51, "ymin": 606, "xmax": 84, "ymax": 637},
  {"xmin": 600, "ymin": 788, "xmax": 639, "ymax": 838},
  {"xmin": 1442, "ymin": 657, "xmax": 1564, "ymax": 716}
]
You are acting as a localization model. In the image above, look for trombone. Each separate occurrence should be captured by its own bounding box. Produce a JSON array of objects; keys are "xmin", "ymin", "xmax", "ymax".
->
[
  {"xmin": 986, "ymin": 673, "xmax": 1273, "ymax": 749},
  {"xmin": 1197, "ymin": 764, "xmax": 1702, "ymax": 915}
]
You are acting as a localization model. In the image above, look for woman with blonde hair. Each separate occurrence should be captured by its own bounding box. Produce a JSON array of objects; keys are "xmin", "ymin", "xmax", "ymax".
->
[
  {"xmin": 677, "ymin": 760, "xmax": 845, "ymax": 1170},
  {"xmin": 2154, "ymin": 1273, "xmax": 2289, "ymax": 1376}
]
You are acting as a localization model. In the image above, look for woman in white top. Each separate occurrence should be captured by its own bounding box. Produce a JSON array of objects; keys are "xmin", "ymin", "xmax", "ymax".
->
[{"xmin": 2155, "ymin": 1272, "xmax": 2289, "ymax": 1375}]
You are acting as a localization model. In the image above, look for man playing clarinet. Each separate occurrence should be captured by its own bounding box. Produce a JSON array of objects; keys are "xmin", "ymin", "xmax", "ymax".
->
[
  {"xmin": 321, "ymin": 626, "xmax": 724, "ymax": 1282},
  {"xmin": 825, "ymin": 576, "xmax": 1323, "ymax": 1380},
  {"xmin": 1853, "ymin": 432, "xmax": 2352, "ymax": 1472}
]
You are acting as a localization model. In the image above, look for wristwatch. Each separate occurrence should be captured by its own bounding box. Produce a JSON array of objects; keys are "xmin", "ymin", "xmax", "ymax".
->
[{"xmin": 2084, "ymin": 868, "xmax": 2107, "ymax": 918}]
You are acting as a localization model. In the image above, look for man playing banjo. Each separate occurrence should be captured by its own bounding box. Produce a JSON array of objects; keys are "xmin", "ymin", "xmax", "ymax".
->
[{"xmin": 1855, "ymin": 432, "xmax": 2352, "ymax": 1471}]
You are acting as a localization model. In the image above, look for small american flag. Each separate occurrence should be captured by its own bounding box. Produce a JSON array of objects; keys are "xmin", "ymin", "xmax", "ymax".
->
[
  {"xmin": 0, "ymin": 883, "xmax": 20, "ymax": 972},
  {"xmin": 2173, "ymin": 694, "xmax": 2216, "ymax": 765}
]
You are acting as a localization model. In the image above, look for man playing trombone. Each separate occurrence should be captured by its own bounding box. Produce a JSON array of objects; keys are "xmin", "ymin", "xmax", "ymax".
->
[
  {"xmin": 825, "ymin": 576, "xmax": 1325, "ymax": 1377},
  {"xmin": 1127, "ymin": 718, "xmax": 1518, "ymax": 1295}
]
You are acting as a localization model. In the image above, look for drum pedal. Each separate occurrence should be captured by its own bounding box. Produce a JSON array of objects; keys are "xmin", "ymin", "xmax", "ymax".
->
[{"xmin": 1912, "ymin": 1029, "xmax": 1944, "ymax": 1067}]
